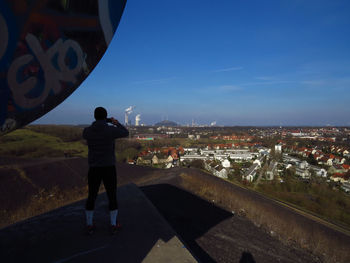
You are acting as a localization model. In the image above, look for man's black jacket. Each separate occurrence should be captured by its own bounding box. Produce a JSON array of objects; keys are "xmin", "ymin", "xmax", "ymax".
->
[{"xmin": 83, "ymin": 120, "xmax": 129, "ymax": 167}]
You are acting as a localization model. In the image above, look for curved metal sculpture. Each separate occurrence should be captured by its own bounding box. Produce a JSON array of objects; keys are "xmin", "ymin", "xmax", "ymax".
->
[{"xmin": 0, "ymin": 0, "xmax": 127, "ymax": 135}]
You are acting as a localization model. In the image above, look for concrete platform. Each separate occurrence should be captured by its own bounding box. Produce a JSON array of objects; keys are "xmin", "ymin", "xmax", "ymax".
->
[{"xmin": 0, "ymin": 184, "xmax": 197, "ymax": 263}]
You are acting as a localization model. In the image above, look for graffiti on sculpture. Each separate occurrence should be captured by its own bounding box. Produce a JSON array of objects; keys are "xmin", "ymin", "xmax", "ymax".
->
[{"xmin": 0, "ymin": 0, "xmax": 127, "ymax": 134}]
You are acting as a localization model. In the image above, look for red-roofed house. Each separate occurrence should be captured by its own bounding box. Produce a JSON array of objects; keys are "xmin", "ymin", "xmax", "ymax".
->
[
  {"xmin": 330, "ymin": 173, "xmax": 349, "ymax": 183},
  {"xmin": 342, "ymin": 164, "xmax": 350, "ymax": 171}
]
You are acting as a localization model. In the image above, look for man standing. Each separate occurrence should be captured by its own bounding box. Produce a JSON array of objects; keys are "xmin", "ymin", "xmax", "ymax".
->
[{"xmin": 83, "ymin": 107, "xmax": 129, "ymax": 234}]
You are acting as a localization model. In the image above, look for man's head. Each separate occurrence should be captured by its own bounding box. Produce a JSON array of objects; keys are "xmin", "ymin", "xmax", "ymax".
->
[{"xmin": 94, "ymin": 107, "xmax": 107, "ymax": 120}]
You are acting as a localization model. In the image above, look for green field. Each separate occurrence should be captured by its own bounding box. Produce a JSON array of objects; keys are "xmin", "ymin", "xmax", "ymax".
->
[
  {"xmin": 0, "ymin": 126, "xmax": 88, "ymax": 158},
  {"xmin": 256, "ymin": 175, "xmax": 350, "ymax": 229}
]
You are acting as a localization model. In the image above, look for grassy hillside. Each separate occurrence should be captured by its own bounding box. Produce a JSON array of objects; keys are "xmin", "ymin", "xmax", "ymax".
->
[
  {"xmin": 0, "ymin": 127, "xmax": 87, "ymax": 158},
  {"xmin": 0, "ymin": 158, "xmax": 89, "ymax": 228},
  {"xmin": 256, "ymin": 176, "xmax": 350, "ymax": 229},
  {"xmin": 0, "ymin": 159, "xmax": 160, "ymax": 228}
]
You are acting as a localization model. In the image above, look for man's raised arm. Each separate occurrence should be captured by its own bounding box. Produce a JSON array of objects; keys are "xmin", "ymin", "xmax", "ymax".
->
[{"xmin": 110, "ymin": 118, "xmax": 129, "ymax": 138}]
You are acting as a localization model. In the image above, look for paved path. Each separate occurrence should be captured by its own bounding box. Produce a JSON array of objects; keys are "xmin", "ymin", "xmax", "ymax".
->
[{"xmin": 0, "ymin": 184, "xmax": 197, "ymax": 263}]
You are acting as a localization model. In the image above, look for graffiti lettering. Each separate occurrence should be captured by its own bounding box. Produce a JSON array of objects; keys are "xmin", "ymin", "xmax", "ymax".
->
[
  {"xmin": 0, "ymin": 13, "xmax": 8, "ymax": 60},
  {"xmin": 7, "ymin": 34, "xmax": 84, "ymax": 109}
]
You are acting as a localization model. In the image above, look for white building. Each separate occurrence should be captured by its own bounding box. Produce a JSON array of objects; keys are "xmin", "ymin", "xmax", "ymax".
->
[
  {"xmin": 215, "ymin": 166, "xmax": 228, "ymax": 178},
  {"xmin": 229, "ymin": 153, "xmax": 253, "ymax": 161},
  {"xmin": 295, "ymin": 168, "xmax": 310, "ymax": 179},
  {"xmin": 221, "ymin": 159, "xmax": 231, "ymax": 168},
  {"xmin": 200, "ymin": 149, "xmax": 214, "ymax": 154},
  {"xmin": 299, "ymin": 161, "xmax": 309, "ymax": 169},
  {"xmin": 309, "ymin": 165, "xmax": 328, "ymax": 177},
  {"xmin": 275, "ymin": 144, "xmax": 282, "ymax": 153},
  {"xmin": 215, "ymin": 154, "xmax": 228, "ymax": 161},
  {"xmin": 266, "ymin": 161, "xmax": 278, "ymax": 180},
  {"xmin": 180, "ymin": 155, "xmax": 207, "ymax": 162},
  {"xmin": 188, "ymin": 134, "xmax": 195, "ymax": 139},
  {"xmin": 341, "ymin": 182, "xmax": 350, "ymax": 193},
  {"xmin": 243, "ymin": 163, "xmax": 259, "ymax": 182}
]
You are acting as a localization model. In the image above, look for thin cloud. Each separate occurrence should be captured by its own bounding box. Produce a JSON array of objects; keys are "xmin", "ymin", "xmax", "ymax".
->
[
  {"xmin": 301, "ymin": 78, "xmax": 350, "ymax": 90},
  {"xmin": 195, "ymin": 85, "xmax": 243, "ymax": 94},
  {"xmin": 213, "ymin": 66, "xmax": 243, "ymax": 73},
  {"xmin": 218, "ymin": 85, "xmax": 242, "ymax": 91},
  {"xmin": 255, "ymin": 76, "xmax": 275, "ymax": 81},
  {"xmin": 241, "ymin": 80, "xmax": 296, "ymax": 86},
  {"xmin": 132, "ymin": 77, "xmax": 176, "ymax": 85},
  {"xmin": 301, "ymin": 80, "xmax": 326, "ymax": 86}
]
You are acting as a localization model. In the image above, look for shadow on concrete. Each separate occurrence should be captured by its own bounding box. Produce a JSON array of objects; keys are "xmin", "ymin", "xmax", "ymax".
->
[
  {"xmin": 0, "ymin": 184, "xmax": 197, "ymax": 263},
  {"xmin": 141, "ymin": 184, "xmax": 234, "ymax": 263},
  {"xmin": 239, "ymin": 251, "xmax": 256, "ymax": 263}
]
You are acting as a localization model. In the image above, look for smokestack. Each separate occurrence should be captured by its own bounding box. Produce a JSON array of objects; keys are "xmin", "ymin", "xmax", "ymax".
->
[
  {"xmin": 125, "ymin": 112, "xmax": 129, "ymax": 125},
  {"xmin": 135, "ymin": 114, "xmax": 141, "ymax": 126},
  {"xmin": 124, "ymin": 106, "xmax": 135, "ymax": 125}
]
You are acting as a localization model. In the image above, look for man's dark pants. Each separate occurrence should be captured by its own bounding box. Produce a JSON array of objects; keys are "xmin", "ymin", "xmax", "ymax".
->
[{"xmin": 85, "ymin": 166, "xmax": 118, "ymax": 211}]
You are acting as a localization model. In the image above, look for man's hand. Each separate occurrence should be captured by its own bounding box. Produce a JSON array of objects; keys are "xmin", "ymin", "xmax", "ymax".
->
[{"xmin": 110, "ymin": 117, "xmax": 119, "ymax": 125}]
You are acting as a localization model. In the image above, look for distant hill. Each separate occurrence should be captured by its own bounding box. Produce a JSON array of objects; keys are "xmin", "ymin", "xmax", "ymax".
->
[{"xmin": 154, "ymin": 120, "xmax": 178, "ymax": 127}]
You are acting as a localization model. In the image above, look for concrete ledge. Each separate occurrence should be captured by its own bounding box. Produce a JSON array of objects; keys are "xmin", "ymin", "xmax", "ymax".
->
[{"xmin": 0, "ymin": 184, "xmax": 197, "ymax": 263}]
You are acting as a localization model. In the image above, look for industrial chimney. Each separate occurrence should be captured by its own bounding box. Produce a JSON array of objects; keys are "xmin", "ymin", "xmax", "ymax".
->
[
  {"xmin": 124, "ymin": 106, "xmax": 135, "ymax": 125},
  {"xmin": 135, "ymin": 114, "xmax": 141, "ymax": 126}
]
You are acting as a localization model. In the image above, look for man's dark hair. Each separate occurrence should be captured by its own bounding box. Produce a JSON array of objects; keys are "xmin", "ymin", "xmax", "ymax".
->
[{"xmin": 94, "ymin": 107, "xmax": 107, "ymax": 120}]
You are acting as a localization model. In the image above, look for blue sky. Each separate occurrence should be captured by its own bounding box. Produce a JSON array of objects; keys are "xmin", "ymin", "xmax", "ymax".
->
[{"xmin": 36, "ymin": 0, "xmax": 350, "ymax": 126}]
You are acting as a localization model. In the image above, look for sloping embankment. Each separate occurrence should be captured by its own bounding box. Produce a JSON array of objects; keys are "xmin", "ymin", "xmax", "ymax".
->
[
  {"xmin": 0, "ymin": 157, "xmax": 159, "ymax": 227},
  {"xmin": 176, "ymin": 169, "xmax": 350, "ymax": 263}
]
